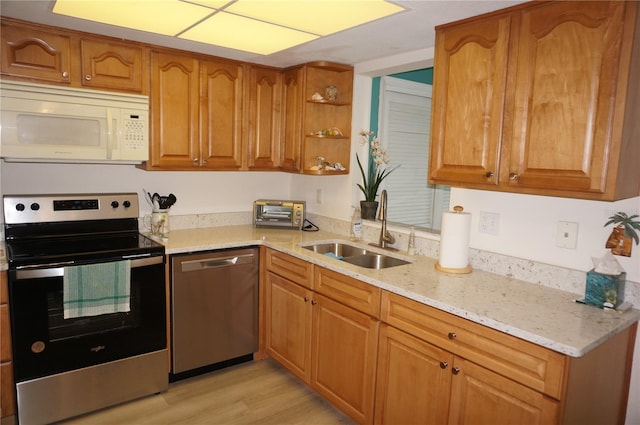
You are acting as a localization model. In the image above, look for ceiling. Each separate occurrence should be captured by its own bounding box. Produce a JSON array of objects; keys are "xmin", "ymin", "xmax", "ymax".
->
[{"xmin": 0, "ymin": 0, "xmax": 524, "ymax": 69}]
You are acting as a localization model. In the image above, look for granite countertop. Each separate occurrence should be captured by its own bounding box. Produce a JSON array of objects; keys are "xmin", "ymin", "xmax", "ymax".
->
[{"xmin": 161, "ymin": 224, "xmax": 640, "ymax": 358}]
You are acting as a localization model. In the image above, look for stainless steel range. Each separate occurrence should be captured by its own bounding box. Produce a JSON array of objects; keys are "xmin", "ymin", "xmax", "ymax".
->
[{"xmin": 3, "ymin": 193, "xmax": 168, "ymax": 425}]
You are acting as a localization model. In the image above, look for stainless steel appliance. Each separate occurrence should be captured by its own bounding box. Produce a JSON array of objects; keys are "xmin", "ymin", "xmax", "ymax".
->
[
  {"xmin": 3, "ymin": 193, "xmax": 167, "ymax": 425},
  {"xmin": 253, "ymin": 199, "xmax": 305, "ymax": 229},
  {"xmin": 171, "ymin": 248, "xmax": 259, "ymax": 380}
]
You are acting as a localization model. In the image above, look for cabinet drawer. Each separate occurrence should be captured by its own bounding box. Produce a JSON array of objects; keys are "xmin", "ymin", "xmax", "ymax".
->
[
  {"xmin": 265, "ymin": 249, "xmax": 313, "ymax": 289},
  {"xmin": 0, "ymin": 305, "xmax": 10, "ymax": 362},
  {"xmin": 315, "ymin": 267, "xmax": 381, "ymax": 318},
  {"xmin": 1, "ymin": 271, "xmax": 7, "ymax": 304},
  {"xmin": 381, "ymin": 291, "xmax": 566, "ymax": 399}
]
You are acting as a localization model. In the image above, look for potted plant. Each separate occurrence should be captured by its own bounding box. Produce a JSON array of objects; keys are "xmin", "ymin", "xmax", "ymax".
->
[
  {"xmin": 604, "ymin": 212, "xmax": 640, "ymax": 257},
  {"xmin": 356, "ymin": 130, "xmax": 399, "ymax": 219}
]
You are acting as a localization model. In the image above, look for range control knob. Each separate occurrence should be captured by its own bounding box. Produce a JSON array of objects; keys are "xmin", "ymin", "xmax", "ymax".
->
[
  {"xmin": 110, "ymin": 201, "xmax": 119, "ymax": 209},
  {"xmin": 123, "ymin": 200, "xmax": 131, "ymax": 208},
  {"xmin": 30, "ymin": 203, "xmax": 40, "ymax": 211},
  {"xmin": 16, "ymin": 203, "xmax": 25, "ymax": 211}
]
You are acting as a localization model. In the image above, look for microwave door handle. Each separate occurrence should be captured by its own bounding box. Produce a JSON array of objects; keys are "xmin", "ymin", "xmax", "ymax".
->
[{"xmin": 106, "ymin": 108, "xmax": 114, "ymax": 160}]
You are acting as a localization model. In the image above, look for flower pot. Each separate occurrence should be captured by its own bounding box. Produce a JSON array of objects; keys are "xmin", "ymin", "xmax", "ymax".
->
[{"xmin": 360, "ymin": 201, "xmax": 379, "ymax": 220}]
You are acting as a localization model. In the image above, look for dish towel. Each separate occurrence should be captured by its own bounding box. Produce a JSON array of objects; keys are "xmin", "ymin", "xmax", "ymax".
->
[{"xmin": 63, "ymin": 260, "xmax": 131, "ymax": 319}]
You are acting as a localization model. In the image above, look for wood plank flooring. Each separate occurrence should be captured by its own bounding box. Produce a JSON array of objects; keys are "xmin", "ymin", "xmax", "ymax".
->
[{"xmin": 59, "ymin": 359, "xmax": 355, "ymax": 424}]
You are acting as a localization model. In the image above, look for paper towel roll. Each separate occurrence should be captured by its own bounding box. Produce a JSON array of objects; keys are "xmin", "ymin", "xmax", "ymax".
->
[{"xmin": 437, "ymin": 206, "xmax": 472, "ymax": 273}]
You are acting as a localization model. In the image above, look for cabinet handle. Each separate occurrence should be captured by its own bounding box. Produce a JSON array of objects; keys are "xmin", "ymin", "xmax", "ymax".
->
[
  {"xmin": 448, "ymin": 332, "xmax": 457, "ymax": 340},
  {"xmin": 304, "ymin": 296, "xmax": 309, "ymax": 302},
  {"xmin": 62, "ymin": 71, "xmax": 69, "ymax": 78},
  {"xmin": 484, "ymin": 171, "xmax": 494, "ymax": 179},
  {"xmin": 509, "ymin": 172, "xmax": 519, "ymax": 181},
  {"xmin": 193, "ymin": 158, "xmax": 199, "ymax": 164},
  {"xmin": 202, "ymin": 159, "xmax": 208, "ymax": 165},
  {"xmin": 440, "ymin": 361, "xmax": 448, "ymax": 369},
  {"xmin": 84, "ymin": 75, "xmax": 92, "ymax": 81},
  {"xmin": 311, "ymin": 299, "xmax": 317, "ymax": 305},
  {"xmin": 452, "ymin": 367, "xmax": 461, "ymax": 375}
]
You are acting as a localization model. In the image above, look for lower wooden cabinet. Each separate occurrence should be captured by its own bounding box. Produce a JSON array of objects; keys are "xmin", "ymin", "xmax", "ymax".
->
[{"xmin": 1, "ymin": 271, "xmax": 14, "ymax": 420}]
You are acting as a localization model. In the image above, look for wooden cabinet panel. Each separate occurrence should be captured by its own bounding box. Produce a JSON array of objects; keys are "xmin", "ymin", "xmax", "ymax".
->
[
  {"xmin": 1, "ymin": 22, "xmax": 71, "ymax": 83},
  {"xmin": 429, "ymin": 1, "xmax": 640, "ymax": 200},
  {"xmin": 149, "ymin": 51, "xmax": 200, "ymax": 169},
  {"xmin": 79, "ymin": 38, "xmax": 144, "ymax": 92},
  {"xmin": 381, "ymin": 291, "xmax": 566, "ymax": 399},
  {"xmin": 448, "ymin": 357, "xmax": 560, "ymax": 425},
  {"xmin": 0, "ymin": 305, "xmax": 10, "ymax": 362},
  {"xmin": 314, "ymin": 266, "xmax": 381, "ymax": 318},
  {"xmin": 247, "ymin": 66, "xmax": 281, "ymax": 170},
  {"xmin": 1, "ymin": 362, "xmax": 15, "ymax": 418},
  {"xmin": 265, "ymin": 271, "xmax": 313, "ymax": 383},
  {"xmin": 375, "ymin": 324, "xmax": 452, "ymax": 425},
  {"xmin": 265, "ymin": 250, "xmax": 314, "ymax": 290},
  {"xmin": 1, "ymin": 271, "xmax": 14, "ymax": 419},
  {"xmin": 429, "ymin": 13, "xmax": 511, "ymax": 187},
  {"xmin": 311, "ymin": 293, "xmax": 378, "ymax": 425},
  {"xmin": 280, "ymin": 67, "xmax": 303, "ymax": 172},
  {"xmin": 199, "ymin": 58, "xmax": 244, "ymax": 170}
]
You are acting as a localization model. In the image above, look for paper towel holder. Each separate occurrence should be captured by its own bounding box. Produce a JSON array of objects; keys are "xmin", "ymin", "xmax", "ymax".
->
[{"xmin": 435, "ymin": 205, "xmax": 473, "ymax": 274}]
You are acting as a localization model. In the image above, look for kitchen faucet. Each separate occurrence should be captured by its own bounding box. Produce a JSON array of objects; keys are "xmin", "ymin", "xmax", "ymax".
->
[{"xmin": 377, "ymin": 189, "xmax": 396, "ymax": 249}]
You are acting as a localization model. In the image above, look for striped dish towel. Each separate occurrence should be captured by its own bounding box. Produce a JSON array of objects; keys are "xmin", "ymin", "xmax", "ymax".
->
[{"xmin": 63, "ymin": 260, "xmax": 131, "ymax": 319}]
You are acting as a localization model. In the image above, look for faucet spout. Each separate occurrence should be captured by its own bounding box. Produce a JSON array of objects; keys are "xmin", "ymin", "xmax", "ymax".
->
[{"xmin": 377, "ymin": 190, "xmax": 395, "ymax": 248}]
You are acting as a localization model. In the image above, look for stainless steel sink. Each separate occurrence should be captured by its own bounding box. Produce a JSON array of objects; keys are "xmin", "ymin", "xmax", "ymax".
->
[
  {"xmin": 301, "ymin": 242, "xmax": 411, "ymax": 269},
  {"xmin": 342, "ymin": 254, "xmax": 410, "ymax": 269}
]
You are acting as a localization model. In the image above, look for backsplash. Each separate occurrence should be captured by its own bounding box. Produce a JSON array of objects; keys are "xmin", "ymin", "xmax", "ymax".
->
[{"xmin": 145, "ymin": 210, "xmax": 639, "ymax": 308}]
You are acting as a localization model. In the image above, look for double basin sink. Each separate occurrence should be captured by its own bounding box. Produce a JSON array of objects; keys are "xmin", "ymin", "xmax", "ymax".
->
[{"xmin": 301, "ymin": 242, "xmax": 411, "ymax": 269}]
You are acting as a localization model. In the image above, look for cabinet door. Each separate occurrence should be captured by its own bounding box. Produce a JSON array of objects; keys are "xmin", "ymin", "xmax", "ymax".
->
[
  {"xmin": 448, "ymin": 357, "xmax": 560, "ymax": 425},
  {"xmin": 80, "ymin": 38, "xmax": 144, "ymax": 92},
  {"xmin": 149, "ymin": 51, "xmax": 199, "ymax": 169},
  {"xmin": 311, "ymin": 293, "xmax": 378, "ymax": 425},
  {"xmin": 265, "ymin": 272, "xmax": 313, "ymax": 383},
  {"xmin": 375, "ymin": 325, "xmax": 452, "ymax": 425},
  {"xmin": 199, "ymin": 58, "xmax": 244, "ymax": 170},
  {"xmin": 247, "ymin": 66, "xmax": 281, "ymax": 170},
  {"xmin": 1, "ymin": 22, "xmax": 71, "ymax": 83},
  {"xmin": 508, "ymin": 1, "xmax": 627, "ymax": 194},
  {"xmin": 280, "ymin": 67, "xmax": 303, "ymax": 172},
  {"xmin": 429, "ymin": 13, "xmax": 511, "ymax": 186}
]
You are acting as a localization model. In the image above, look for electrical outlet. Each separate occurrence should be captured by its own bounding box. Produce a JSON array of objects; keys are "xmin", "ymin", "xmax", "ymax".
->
[
  {"xmin": 556, "ymin": 221, "xmax": 578, "ymax": 249},
  {"xmin": 479, "ymin": 211, "xmax": 500, "ymax": 235},
  {"xmin": 316, "ymin": 189, "xmax": 322, "ymax": 204}
]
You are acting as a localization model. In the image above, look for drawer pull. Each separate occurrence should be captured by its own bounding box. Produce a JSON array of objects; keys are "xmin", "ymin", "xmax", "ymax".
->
[
  {"xmin": 448, "ymin": 332, "xmax": 457, "ymax": 340},
  {"xmin": 440, "ymin": 361, "xmax": 448, "ymax": 369},
  {"xmin": 304, "ymin": 296, "xmax": 309, "ymax": 302},
  {"xmin": 452, "ymin": 367, "xmax": 461, "ymax": 375},
  {"xmin": 311, "ymin": 299, "xmax": 317, "ymax": 305},
  {"xmin": 484, "ymin": 171, "xmax": 494, "ymax": 179}
]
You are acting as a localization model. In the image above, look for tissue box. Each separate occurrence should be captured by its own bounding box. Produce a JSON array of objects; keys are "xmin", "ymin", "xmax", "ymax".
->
[{"xmin": 585, "ymin": 270, "xmax": 626, "ymax": 308}]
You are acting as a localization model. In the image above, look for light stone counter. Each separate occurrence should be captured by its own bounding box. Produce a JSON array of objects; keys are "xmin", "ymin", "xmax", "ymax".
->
[{"xmin": 158, "ymin": 225, "xmax": 640, "ymax": 358}]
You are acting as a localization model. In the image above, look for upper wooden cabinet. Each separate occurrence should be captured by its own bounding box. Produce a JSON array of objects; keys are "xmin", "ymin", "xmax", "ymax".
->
[
  {"xmin": 1, "ymin": 18, "xmax": 146, "ymax": 93},
  {"xmin": 247, "ymin": 65, "xmax": 281, "ymax": 170},
  {"xmin": 283, "ymin": 62, "xmax": 353, "ymax": 175},
  {"xmin": 145, "ymin": 51, "xmax": 244, "ymax": 170},
  {"xmin": 429, "ymin": 1, "xmax": 640, "ymax": 200}
]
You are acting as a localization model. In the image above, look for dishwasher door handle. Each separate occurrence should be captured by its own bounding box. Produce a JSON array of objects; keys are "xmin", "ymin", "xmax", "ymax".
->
[{"xmin": 180, "ymin": 253, "xmax": 255, "ymax": 272}]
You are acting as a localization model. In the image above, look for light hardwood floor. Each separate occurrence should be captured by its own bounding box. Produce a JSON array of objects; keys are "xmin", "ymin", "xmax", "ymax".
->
[{"xmin": 58, "ymin": 359, "xmax": 354, "ymax": 424}]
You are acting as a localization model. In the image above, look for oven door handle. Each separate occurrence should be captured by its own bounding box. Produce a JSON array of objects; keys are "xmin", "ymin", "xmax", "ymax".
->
[
  {"xmin": 180, "ymin": 253, "xmax": 254, "ymax": 272},
  {"xmin": 14, "ymin": 256, "xmax": 163, "ymax": 279}
]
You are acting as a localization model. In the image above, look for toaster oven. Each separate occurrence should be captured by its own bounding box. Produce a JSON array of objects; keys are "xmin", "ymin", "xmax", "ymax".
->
[{"xmin": 253, "ymin": 200, "xmax": 305, "ymax": 229}]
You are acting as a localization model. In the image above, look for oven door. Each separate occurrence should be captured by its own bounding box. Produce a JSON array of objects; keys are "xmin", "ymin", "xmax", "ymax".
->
[{"xmin": 8, "ymin": 255, "xmax": 166, "ymax": 383}]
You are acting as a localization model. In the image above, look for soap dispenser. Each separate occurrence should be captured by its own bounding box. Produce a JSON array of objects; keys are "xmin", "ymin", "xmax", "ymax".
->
[{"xmin": 350, "ymin": 206, "xmax": 362, "ymax": 241}]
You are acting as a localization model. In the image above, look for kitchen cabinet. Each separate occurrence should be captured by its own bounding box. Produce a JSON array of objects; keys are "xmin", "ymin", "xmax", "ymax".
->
[
  {"xmin": 429, "ymin": 1, "xmax": 640, "ymax": 200},
  {"xmin": 264, "ymin": 250, "xmax": 379, "ymax": 424},
  {"xmin": 282, "ymin": 62, "xmax": 353, "ymax": 175},
  {"xmin": 1, "ymin": 18, "xmax": 146, "ymax": 93},
  {"xmin": 247, "ymin": 65, "xmax": 281, "ymax": 170},
  {"xmin": 146, "ymin": 51, "xmax": 244, "ymax": 170},
  {"xmin": 377, "ymin": 290, "xmax": 637, "ymax": 425},
  {"xmin": 1, "ymin": 271, "xmax": 15, "ymax": 420}
]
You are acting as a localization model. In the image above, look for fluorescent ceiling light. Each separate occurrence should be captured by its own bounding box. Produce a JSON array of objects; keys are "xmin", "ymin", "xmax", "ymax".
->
[{"xmin": 52, "ymin": 0, "xmax": 405, "ymax": 55}]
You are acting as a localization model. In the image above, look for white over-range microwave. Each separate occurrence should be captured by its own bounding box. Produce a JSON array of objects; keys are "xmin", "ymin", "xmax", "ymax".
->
[{"xmin": 0, "ymin": 80, "xmax": 149, "ymax": 164}]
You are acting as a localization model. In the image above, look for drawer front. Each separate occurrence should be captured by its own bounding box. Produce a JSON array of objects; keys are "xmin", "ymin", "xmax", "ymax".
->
[
  {"xmin": 1, "ymin": 271, "xmax": 7, "ymax": 304},
  {"xmin": 381, "ymin": 291, "xmax": 566, "ymax": 399},
  {"xmin": 315, "ymin": 266, "xmax": 381, "ymax": 318},
  {"xmin": 265, "ymin": 249, "xmax": 313, "ymax": 289}
]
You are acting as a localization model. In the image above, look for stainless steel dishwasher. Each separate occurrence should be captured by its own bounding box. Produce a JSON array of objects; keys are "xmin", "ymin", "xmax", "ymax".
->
[{"xmin": 171, "ymin": 247, "xmax": 259, "ymax": 378}]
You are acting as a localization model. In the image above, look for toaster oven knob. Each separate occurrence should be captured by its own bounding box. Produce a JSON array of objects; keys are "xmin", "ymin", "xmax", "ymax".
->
[
  {"xmin": 16, "ymin": 203, "xmax": 25, "ymax": 211},
  {"xmin": 30, "ymin": 202, "xmax": 40, "ymax": 211},
  {"xmin": 123, "ymin": 200, "xmax": 131, "ymax": 208},
  {"xmin": 110, "ymin": 201, "xmax": 119, "ymax": 208}
]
